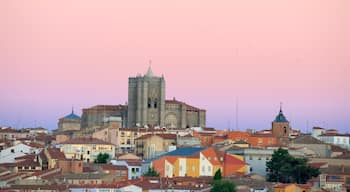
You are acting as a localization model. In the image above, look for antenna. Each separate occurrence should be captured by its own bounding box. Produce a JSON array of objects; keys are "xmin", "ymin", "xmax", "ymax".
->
[
  {"xmin": 280, "ymin": 102, "xmax": 283, "ymax": 112},
  {"xmin": 235, "ymin": 97, "xmax": 239, "ymax": 131}
]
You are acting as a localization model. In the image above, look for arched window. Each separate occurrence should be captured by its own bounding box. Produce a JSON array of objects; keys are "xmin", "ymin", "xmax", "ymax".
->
[
  {"xmin": 154, "ymin": 98, "xmax": 158, "ymax": 108},
  {"xmin": 284, "ymin": 127, "xmax": 287, "ymax": 134},
  {"xmin": 148, "ymin": 98, "xmax": 151, "ymax": 108}
]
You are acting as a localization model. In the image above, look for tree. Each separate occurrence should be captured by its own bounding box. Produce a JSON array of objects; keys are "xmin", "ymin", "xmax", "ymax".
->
[
  {"xmin": 266, "ymin": 148, "xmax": 320, "ymax": 184},
  {"xmin": 213, "ymin": 169, "xmax": 222, "ymax": 181},
  {"xmin": 143, "ymin": 167, "xmax": 160, "ymax": 177},
  {"xmin": 211, "ymin": 180, "xmax": 236, "ymax": 192},
  {"xmin": 94, "ymin": 153, "xmax": 110, "ymax": 164}
]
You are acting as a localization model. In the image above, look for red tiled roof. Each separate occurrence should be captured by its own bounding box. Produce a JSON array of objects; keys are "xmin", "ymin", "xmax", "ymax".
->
[
  {"xmin": 99, "ymin": 164, "xmax": 128, "ymax": 170},
  {"xmin": 135, "ymin": 134, "xmax": 177, "ymax": 140},
  {"xmin": 308, "ymin": 162, "xmax": 328, "ymax": 168},
  {"xmin": 46, "ymin": 148, "xmax": 66, "ymax": 160},
  {"xmin": 126, "ymin": 161, "xmax": 142, "ymax": 166},
  {"xmin": 60, "ymin": 137, "xmax": 114, "ymax": 145},
  {"xmin": 27, "ymin": 142, "xmax": 44, "ymax": 148},
  {"xmin": 320, "ymin": 133, "xmax": 350, "ymax": 137}
]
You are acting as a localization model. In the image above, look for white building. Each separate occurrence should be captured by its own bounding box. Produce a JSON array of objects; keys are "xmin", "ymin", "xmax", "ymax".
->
[
  {"xmin": 111, "ymin": 160, "xmax": 142, "ymax": 180},
  {"xmin": 319, "ymin": 133, "xmax": 350, "ymax": 149},
  {"xmin": 312, "ymin": 127, "xmax": 326, "ymax": 139},
  {"xmin": 0, "ymin": 143, "xmax": 39, "ymax": 163}
]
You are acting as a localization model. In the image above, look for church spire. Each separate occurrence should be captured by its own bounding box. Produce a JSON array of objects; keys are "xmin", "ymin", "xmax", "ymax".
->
[
  {"xmin": 280, "ymin": 102, "xmax": 282, "ymax": 113},
  {"xmin": 145, "ymin": 60, "xmax": 154, "ymax": 77}
]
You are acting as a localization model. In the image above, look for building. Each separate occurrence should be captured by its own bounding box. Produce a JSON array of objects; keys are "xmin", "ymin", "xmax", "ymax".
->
[
  {"xmin": 58, "ymin": 109, "xmax": 81, "ymax": 132},
  {"xmin": 319, "ymin": 132, "xmax": 350, "ymax": 149},
  {"xmin": 271, "ymin": 105, "xmax": 291, "ymax": 138},
  {"xmin": 319, "ymin": 165, "xmax": 350, "ymax": 192},
  {"xmin": 44, "ymin": 148, "xmax": 66, "ymax": 169},
  {"xmin": 111, "ymin": 160, "xmax": 142, "ymax": 180},
  {"xmin": 81, "ymin": 105, "xmax": 128, "ymax": 129},
  {"xmin": 60, "ymin": 137, "xmax": 115, "ymax": 163},
  {"xmin": 274, "ymin": 183, "xmax": 311, "ymax": 192},
  {"xmin": 0, "ymin": 143, "xmax": 39, "ymax": 163},
  {"xmin": 312, "ymin": 127, "xmax": 326, "ymax": 139},
  {"xmin": 127, "ymin": 67, "xmax": 206, "ymax": 128},
  {"xmin": 135, "ymin": 133, "xmax": 177, "ymax": 159},
  {"xmin": 151, "ymin": 147, "xmax": 247, "ymax": 178},
  {"xmin": 228, "ymin": 147, "xmax": 304, "ymax": 176},
  {"xmin": 289, "ymin": 135, "xmax": 332, "ymax": 158}
]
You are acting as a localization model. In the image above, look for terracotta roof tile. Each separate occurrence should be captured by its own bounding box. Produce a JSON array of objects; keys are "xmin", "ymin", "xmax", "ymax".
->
[
  {"xmin": 135, "ymin": 133, "xmax": 176, "ymax": 140},
  {"xmin": 47, "ymin": 148, "xmax": 66, "ymax": 160}
]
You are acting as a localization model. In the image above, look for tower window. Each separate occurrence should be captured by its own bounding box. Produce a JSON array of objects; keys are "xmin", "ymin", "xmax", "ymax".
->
[
  {"xmin": 154, "ymin": 98, "xmax": 158, "ymax": 108},
  {"xmin": 148, "ymin": 98, "xmax": 151, "ymax": 108},
  {"xmin": 284, "ymin": 127, "xmax": 287, "ymax": 134}
]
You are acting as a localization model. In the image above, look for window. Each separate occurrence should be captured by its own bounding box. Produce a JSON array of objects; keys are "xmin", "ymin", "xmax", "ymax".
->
[
  {"xmin": 154, "ymin": 98, "xmax": 158, "ymax": 108},
  {"xmin": 31, "ymin": 166, "xmax": 35, "ymax": 169},
  {"xmin": 121, "ymin": 132, "xmax": 125, "ymax": 137},
  {"xmin": 148, "ymin": 98, "xmax": 152, "ymax": 108},
  {"xmin": 284, "ymin": 127, "xmax": 287, "ymax": 134},
  {"xmin": 127, "ymin": 139, "xmax": 131, "ymax": 145},
  {"xmin": 136, "ymin": 168, "xmax": 139, "ymax": 172},
  {"xmin": 18, "ymin": 166, "xmax": 22, "ymax": 169},
  {"xmin": 87, "ymin": 151, "xmax": 90, "ymax": 155},
  {"xmin": 250, "ymin": 167, "xmax": 253, "ymax": 172},
  {"xmin": 249, "ymin": 155, "xmax": 253, "ymax": 160},
  {"xmin": 208, "ymin": 166, "xmax": 211, "ymax": 172},
  {"xmin": 121, "ymin": 171, "xmax": 126, "ymax": 176},
  {"xmin": 266, "ymin": 156, "xmax": 270, "ymax": 160},
  {"xmin": 11, "ymin": 149, "xmax": 14, "ymax": 153},
  {"xmin": 116, "ymin": 171, "xmax": 120, "ymax": 176},
  {"xmin": 25, "ymin": 166, "xmax": 29, "ymax": 170},
  {"xmin": 258, "ymin": 156, "xmax": 262, "ymax": 160},
  {"xmin": 202, "ymin": 166, "xmax": 205, "ymax": 172},
  {"xmin": 132, "ymin": 168, "xmax": 135, "ymax": 172},
  {"xmin": 258, "ymin": 138, "xmax": 263, "ymax": 144}
]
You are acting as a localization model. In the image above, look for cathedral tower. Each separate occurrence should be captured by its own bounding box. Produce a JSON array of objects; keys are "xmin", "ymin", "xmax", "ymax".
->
[{"xmin": 127, "ymin": 66, "xmax": 165, "ymax": 127}]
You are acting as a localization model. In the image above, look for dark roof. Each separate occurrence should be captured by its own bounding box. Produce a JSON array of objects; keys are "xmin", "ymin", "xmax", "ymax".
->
[
  {"xmin": 273, "ymin": 109, "xmax": 288, "ymax": 123},
  {"xmin": 292, "ymin": 135, "xmax": 325, "ymax": 144},
  {"xmin": 135, "ymin": 134, "xmax": 177, "ymax": 140},
  {"xmin": 60, "ymin": 137, "xmax": 114, "ymax": 145},
  {"xmin": 63, "ymin": 111, "xmax": 81, "ymax": 120},
  {"xmin": 320, "ymin": 165, "xmax": 350, "ymax": 174},
  {"xmin": 163, "ymin": 147, "xmax": 206, "ymax": 157}
]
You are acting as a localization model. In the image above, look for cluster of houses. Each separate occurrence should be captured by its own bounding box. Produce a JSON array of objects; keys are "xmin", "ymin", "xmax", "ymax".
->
[{"xmin": 0, "ymin": 111, "xmax": 350, "ymax": 191}]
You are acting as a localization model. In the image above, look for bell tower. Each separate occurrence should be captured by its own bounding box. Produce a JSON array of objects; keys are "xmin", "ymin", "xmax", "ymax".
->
[
  {"xmin": 127, "ymin": 66, "xmax": 165, "ymax": 127},
  {"xmin": 272, "ymin": 103, "xmax": 290, "ymax": 137}
]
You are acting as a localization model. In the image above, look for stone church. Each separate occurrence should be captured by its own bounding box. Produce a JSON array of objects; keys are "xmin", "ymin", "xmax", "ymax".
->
[
  {"xmin": 127, "ymin": 67, "xmax": 206, "ymax": 128},
  {"xmin": 78, "ymin": 67, "xmax": 206, "ymax": 129}
]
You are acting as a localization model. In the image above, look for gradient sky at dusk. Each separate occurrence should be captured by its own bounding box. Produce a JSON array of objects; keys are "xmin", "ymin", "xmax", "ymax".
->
[{"xmin": 1, "ymin": 1, "xmax": 349, "ymax": 132}]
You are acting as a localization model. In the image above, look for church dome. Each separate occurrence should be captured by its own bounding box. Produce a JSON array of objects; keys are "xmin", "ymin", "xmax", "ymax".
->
[{"xmin": 63, "ymin": 110, "xmax": 81, "ymax": 120}]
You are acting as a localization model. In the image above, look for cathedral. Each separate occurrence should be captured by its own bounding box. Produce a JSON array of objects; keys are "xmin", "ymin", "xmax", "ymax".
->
[
  {"xmin": 76, "ymin": 67, "xmax": 206, "ymax": 129},
  {"xmin": 127, "ymin": 67, "xmax": 206, "ymax": 128}
]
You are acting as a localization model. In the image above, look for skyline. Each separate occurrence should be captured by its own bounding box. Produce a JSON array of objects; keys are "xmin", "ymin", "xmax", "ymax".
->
[{"xmin": 1, "ymin": 1, "xmax": 349, "ymax": 131}]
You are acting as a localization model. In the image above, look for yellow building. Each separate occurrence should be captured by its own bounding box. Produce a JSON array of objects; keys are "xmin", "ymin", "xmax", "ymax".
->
[
  {"xmin": 44, "ymin": 148, "xmax": 66, "ymax": 169},
  {"xmin": 60, "ymin": 137, "xmax": 115, "ymax": 163},
  {"xmin": 274, "ymin": 183, "xmax": 311, "ymax": 192},
  {"xmin": 135, "ymin": 134, "xmax": 177, "ymax": 159}
]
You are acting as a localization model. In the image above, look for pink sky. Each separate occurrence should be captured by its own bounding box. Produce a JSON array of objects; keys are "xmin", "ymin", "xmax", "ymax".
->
[{"xmin": 1, "ymin": 0, "xmax": 349, "ymax": 131}]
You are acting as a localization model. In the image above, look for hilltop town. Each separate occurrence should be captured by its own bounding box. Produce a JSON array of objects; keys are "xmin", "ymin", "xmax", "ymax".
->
[{"xmin": 1, "ymin": 68, "xmax": 349, "ymax": 192}]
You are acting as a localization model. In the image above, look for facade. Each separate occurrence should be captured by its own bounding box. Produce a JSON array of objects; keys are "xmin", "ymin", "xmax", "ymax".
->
[
  {"xmin": 289, "ymin": 135, "xmax": 331, "ymax": 158},
  {"xmin": 312, "ymin": 127, "xmax": 326, "ymax": 139},
  {"xmin": 81, "ymin": 105, "xmax": 127, "ymax": 129},
  {"xmin": 135, "ymin": 133, "xmax": 177, "ymax": 159},
  {"xmin": 228, "ymin": 148, "xmax": 304, "ymax": 176},
  {"xmin": 0, "ymin": 143, "xmax": 38, "ymax": 163},
  {"xmin": 151, "ymin": 147, "xmax": 247, "ymax": 178},
  {"xmin": 319, "ymin": 165, "xmax": 350, "ymax": 192},
  {"xmin": 111, "ymin": 160, "xmax": 142, "ymax": 180},
  {"xmin": 127, "ymin": 67, "xmax": 206, "ymax": 128},
  {"xmin": 319, "ymin": 133, "xmax": 350, "ymax": 149},
  {"xmin": 58, "ymin": 109, "xmax": 81, "ymax": 132},
  {"xmin": 44, "ymin": 148, "xmax": 66, "ymax": 169},
  {"xmin": 271, "ymin": 106, "xmax": 291, "ymax": 138},
  {"xmin": 60, "ymin": 137, "xmax": 115, "ymax": 163}
]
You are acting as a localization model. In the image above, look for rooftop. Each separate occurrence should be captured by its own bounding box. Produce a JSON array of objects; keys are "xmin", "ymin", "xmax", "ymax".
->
[
  {"xmin": 60, "ymin": 137, "xmax": 114, "ymax": 145},
  {"xmin": 163, "ymin": 147, "xmax": 206, "ymax": 157}
]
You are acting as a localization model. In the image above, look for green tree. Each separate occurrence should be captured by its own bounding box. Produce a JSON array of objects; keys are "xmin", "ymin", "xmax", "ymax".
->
[
  {"xmin": 266, "ymin": 148, "xmax": 319, "ymax": 184},
  {"xmin": 143, "ymin": 167, "xmax": 160, "ymax": 177},
  {"xmin": 213, "ymin": 169, "xmax": 222, "ymax": 181},
  {"xmin": 94, "ymin": 153, "xmax": 110, "ymax": 164},
  {"xmin": 211, "ymin": 180, "xmax": 236, "ymax": 192}
]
